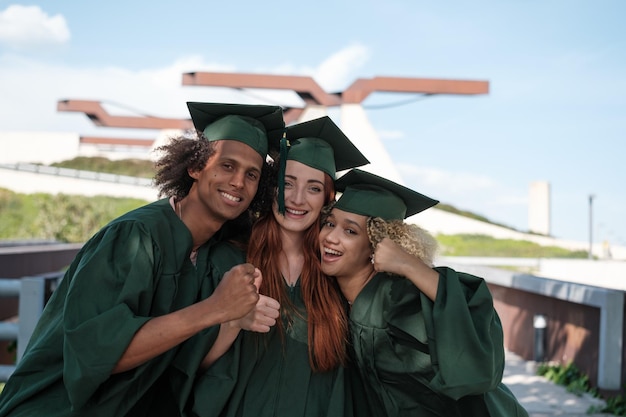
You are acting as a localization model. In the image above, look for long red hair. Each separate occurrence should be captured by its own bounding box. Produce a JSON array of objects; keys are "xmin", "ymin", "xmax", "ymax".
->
[{"xmin": 246, "ymin": 173, "xmax": 348, "ymax": 372}]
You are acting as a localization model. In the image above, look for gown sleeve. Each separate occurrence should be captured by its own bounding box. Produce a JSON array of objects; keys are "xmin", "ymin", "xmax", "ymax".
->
[
  {"xmin": 419, "ymin": 266, "xmax": 505, "ymax": 399},
  {"xmin": 61, "ymin": 221, "xmax": 157, "ymax": 409},
  {"xmin": 180, "ymin": 242, "xmax": 247, "ymax": 417}
]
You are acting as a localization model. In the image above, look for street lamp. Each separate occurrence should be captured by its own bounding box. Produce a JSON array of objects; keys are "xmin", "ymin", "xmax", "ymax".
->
[{"xmin": 588, "ymin": 194, "xmax": 595, "ymax": 260}]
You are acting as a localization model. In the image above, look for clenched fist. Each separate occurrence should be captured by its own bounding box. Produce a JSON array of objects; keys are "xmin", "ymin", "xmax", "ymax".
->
[
  {"xmin": 234, "ymin": 294, "xmax": 280, "ymax": 333},
  {"xmin": 372, "ymin": 238, "xmax": 415, "ymax": 275},
  {"xmin": 209, "ymin": 263, "xmax": 260, "ymax": 322}
]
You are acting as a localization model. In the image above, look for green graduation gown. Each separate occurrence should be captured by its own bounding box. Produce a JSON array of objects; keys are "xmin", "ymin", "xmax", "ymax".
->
[
  {"xmin": 187, "ymin": 242, "xmax": 352, "ymax": 417},
  {"xmin": 0, "ymin": 198, "xmax": 219, "ymax": 417},
  {"xmin": 348, "ymin": 267, "xmax": 528, "ymax": 417}
]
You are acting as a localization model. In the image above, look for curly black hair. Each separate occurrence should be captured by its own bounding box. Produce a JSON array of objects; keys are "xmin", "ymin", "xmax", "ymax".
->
[{"xmin": 153, "ymin": 131, "xmax": 215, "ymax": 200}]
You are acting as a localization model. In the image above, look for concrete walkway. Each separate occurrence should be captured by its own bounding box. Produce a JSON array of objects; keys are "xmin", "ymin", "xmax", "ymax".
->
[{"xmin": 504, "ymin": 350, "xmax": 613, "ymax": 416}]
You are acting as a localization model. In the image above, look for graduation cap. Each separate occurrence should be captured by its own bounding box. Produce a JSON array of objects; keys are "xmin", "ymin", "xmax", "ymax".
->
[
  {"xmin": 187, "ymin": 102, "xmax": 285, "ymax": 158},
  {"xmin": 276, "ymin": 116, "xmax": 370, "ymax": 213},
  {"xmin": 334, "ymin": 169, "xmax": 439, "ymax": 220}
]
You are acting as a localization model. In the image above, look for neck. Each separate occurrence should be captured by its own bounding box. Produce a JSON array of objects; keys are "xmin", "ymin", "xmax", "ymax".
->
[
  {"xmin": 336, "ymin": 266, "xmax": 376, "ymax": 305},
  {"xmin": 279, "ymin": 227, "xmax": 306, "ymax": 285},
  {"xmin": 279, "ymin": 226, "xmax": 305, "ymax": 253},
  {"xmin": 176, "ymin": 197, "xmax": 223, "ymax": 250}
]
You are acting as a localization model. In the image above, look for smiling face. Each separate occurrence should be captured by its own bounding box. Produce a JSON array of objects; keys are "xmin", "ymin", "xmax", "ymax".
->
[
  {"xmin": 272, "ymin": 160, "xmax": 329, "ymax": 235},
  {"xmin": 190, "ymin": 139, "xmax": 264, "ymax": 224},
  {"xmin": 319, "ymin": 208, "xmax": 374, "ymax": 281}
]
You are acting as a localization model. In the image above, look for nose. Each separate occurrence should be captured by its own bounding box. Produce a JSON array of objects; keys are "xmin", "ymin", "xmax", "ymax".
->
[
  {"xmin": 288, "ymin": 185, "xmax": 306, "ymax": 206},
  {"xmin": 230, "ymin": 169, "xmax": 245, "ymax": 189},
  {"xmin": 320, "ymin": 225, "xmax": 338, "ymax": 244}
]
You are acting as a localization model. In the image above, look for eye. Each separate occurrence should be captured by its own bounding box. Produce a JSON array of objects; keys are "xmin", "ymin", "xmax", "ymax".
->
[
  {"xmin": 309, "ymin": 185, "xmax": 322, "ymax": 193},
  {"xmin": 345, "ymin": 228, "xmax": 357, "ymax": 235},
  {"xmin": 247, "ymin": 171, "xmax": 259, "ymax": 181},
  {"xmin": 284, "ymin": 180, "xmax": 294, "ymax": 189},
  {"xmin": 222, "ymin": 163, "xmax": 234, "ymax": 171},
  {"xmin": 322, "ymin": 220, "xmax": 335, "ymax": 228}
]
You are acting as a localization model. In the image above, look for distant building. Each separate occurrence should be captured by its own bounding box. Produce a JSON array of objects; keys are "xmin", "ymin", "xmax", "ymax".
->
[{"xmin": 528, "ymin": 181, "xmax": 551, "ymax": 236}]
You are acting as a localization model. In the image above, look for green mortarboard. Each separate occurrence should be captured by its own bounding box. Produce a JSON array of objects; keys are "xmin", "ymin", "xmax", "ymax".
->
[
  {"xmin": 334, "ymin": 169, "xmax": 439, "ymax": 220},
  {"xmin": 276, "ymin": 116, "xmax": 370, "ymax": 213},
  {"xmin": 187, "ymin": 102, "xmax": 285, "ymax": 158},
  {"xmin": 285, "ymin": 116, "xmax": 369, "ymax": 177}
]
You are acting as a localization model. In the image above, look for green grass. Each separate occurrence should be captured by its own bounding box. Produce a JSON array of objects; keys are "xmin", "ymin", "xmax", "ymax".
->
[
  {"xmin": 49, "ymin": 156, "xmax": 155, "ymax": 178},
  {"xmin": 437, "ymin": 234, "xmax": 588, "ymax": 258},
  {"xmin": 0, "ymin": 188, "xmax": 146, "ymax": 243},
  {"xmin": 538, "ymin": 362, "xmax": 626, "ymax": 415}
]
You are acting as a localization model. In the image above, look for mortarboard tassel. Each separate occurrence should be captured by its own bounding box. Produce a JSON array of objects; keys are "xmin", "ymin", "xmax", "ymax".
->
[{"xmin": 277, "ymin": 130, "xmax": 290, "ymax": 215}]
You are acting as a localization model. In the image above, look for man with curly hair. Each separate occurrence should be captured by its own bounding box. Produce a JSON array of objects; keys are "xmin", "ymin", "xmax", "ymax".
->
[{"xmin": 0, "ymin": 102, "xmax": 285, "ymax": 417}]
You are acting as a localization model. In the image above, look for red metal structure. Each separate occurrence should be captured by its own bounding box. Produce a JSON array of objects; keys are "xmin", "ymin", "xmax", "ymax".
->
[{"xmin": 57, "ymin": 72, "xmax": 489, "ymax": 146}]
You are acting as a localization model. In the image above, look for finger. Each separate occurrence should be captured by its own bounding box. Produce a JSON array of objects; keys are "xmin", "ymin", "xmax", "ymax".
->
[
  {"xmin": 259, "ymin": 295, "xmax": 280, "ymax": 310},
  {"xmin": 257, "ymin": 305, "xmax": 281, "ymax": 319},
  {"xmin": 252, "ymin": 324, "xmax": 272, "ymax": 333}
]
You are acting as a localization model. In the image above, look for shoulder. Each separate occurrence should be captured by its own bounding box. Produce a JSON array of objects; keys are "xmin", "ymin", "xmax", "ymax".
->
[
  {"xmin": 103, "ymin": 199, "xmax": 183, "ymax": 238},
  {"xmin": 110, "ymin": 199, "xmax": 174, "ymax": 227},
  {"xmin": 208, "ymin": 241, "xmax": 247, "ymax": 273},
  {"xmin": 359, "ymin": 272, "xmax": 419, "ymax": 306},
  {"xmin": 82, "ymin": 199, "xmax": 184, "ymax": 252}
]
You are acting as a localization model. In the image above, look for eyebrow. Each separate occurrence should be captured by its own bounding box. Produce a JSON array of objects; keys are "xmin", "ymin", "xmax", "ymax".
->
[
  {"xmin": 222, "ymin": 156, "xmax": 262, "ymax": 174},
  {"xmin": 345, "ymin": 218, "xmax": 362, "ymax": 228},
  {"xmin": 285, "ymin": 174, "xmax": 324, "ymax": 186},
  {"xmin": 341, "ymin": 216, "xmax": 364, "ymax": 231}
]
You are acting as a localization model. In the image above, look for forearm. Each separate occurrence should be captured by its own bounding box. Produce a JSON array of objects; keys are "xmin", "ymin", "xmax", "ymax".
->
[
  {"xmin": 399, "ymin": 257, "xmax": 440, "ymax": 301},
  {"xmin": 375, "ymin": 238, "xmax": 439, "ymax": 301},
  {"xmin": 199, "ymin": 322, "xmax": 241, "ymax": 370},
  {"xmin": 112, "ymin": 297, "xmax": 228, "ymax": 374}
]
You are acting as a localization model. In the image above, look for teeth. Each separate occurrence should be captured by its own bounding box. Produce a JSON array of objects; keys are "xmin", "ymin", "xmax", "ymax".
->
[
  {"xmin": 221, "ymin": 192, "xmax": 241, "ymax": 202},
  {"xmin": 286, "ymin": 208, "xmax": 307, "ymax": 215},
  {"xmin": 324, "ymin": 247, "xmax": 342, "ymax": 256}
]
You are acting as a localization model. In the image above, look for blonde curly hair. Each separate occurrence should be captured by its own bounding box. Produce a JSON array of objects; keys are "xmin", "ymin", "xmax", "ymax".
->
[{"xmin": 367, "ymin": 217, "xmax": 438, "ymax": 267}]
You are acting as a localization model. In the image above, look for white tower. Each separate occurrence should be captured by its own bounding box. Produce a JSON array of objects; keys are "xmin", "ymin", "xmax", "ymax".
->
[{"xmin": 529, "ymin": 181, "xmax": 551, "ymax": 235}]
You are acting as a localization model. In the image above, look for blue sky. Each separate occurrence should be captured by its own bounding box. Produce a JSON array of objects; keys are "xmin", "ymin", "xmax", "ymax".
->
[{"xmin": 0, "ymin": 1, "xmax": 625, "ymax": 245}]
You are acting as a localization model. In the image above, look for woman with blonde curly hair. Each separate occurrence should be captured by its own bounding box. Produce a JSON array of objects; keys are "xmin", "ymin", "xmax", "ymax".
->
[{"xmin": 319, "ymin": 169, "xmax": 528, "ymax": 417}]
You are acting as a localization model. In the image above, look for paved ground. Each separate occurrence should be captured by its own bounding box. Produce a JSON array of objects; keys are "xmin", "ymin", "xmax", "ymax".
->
[{"xmin": 504, "ymin": 350, "xmax": 613, "ymax": 416}]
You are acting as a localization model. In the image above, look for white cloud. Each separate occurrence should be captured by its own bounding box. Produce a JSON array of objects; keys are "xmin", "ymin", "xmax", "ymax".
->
[
  {"xmin": 0, "ymin": 5, "xmax": 70, "ymax": 50},
  {"xmin": 255, "ymin": 44, "xmax": 371, "ymax": 101},
  {"xmin": 398, "ymin": 163, "xmax": 496, "ymax": 193},
  {"xmin": 0, "ymin": 54, "xmax": 253, "ymax": 135},
  {"xmin": 0, "ymin": 52, "xmax": 331, "ymax": 136},
  {"xmin": 314, "ymin": 44, "xmax": 371, "ymax": 92},
  {"xmin": 397, "ymin": 162, "xmax": 529, "ymax": 229}
]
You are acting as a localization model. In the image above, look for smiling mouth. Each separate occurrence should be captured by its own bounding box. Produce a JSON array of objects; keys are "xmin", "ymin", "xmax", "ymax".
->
[
  {"xmin": 323, "ymin": 247, "xmax": 342, "ymax": 256},
  {"xmin": 286, "ymin": 208, "xmax": 307, "ymax": 216},
  {"xmin": 221, "ymin": 191, "xmax": 242, "ymax": 203}
]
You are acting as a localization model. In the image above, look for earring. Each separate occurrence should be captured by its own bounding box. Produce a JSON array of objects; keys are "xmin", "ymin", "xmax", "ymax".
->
[{"xmin": 370, "ymin": 254, "xmax": 375, "ymax": 264}]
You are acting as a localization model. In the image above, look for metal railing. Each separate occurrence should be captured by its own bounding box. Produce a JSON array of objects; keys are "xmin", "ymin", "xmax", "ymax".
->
[
  {"xmin": 0, "ymin": 163, "xmax": 153, "ymax": 186},
  {"xmin": 0, "ymin": 272, "xmax": 64, "ymax": 381}
]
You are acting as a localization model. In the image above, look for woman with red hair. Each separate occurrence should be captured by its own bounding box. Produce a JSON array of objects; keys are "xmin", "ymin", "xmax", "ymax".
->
[{"xmin": 187, "ymin": 116, "xmax": 369, "ymax": 417}]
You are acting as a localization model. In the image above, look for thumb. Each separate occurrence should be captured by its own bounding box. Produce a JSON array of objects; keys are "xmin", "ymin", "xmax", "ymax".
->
[{"xmin": 253, "ymin": 268, "xmax": 263, "ymax": 292}]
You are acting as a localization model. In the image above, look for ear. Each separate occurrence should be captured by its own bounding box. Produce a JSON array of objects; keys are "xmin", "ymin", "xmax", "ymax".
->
[{"xmin": 188, "ymin": 167, "xmax": 200, "ymax": 180}]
